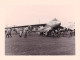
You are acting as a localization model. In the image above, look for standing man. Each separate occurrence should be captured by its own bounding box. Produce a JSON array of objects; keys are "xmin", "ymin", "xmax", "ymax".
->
[
  {"xmin": 57, "ymin": 28, "xmax": 60, "ymax": 37},
  {"xmin": 19, "ymin": 28, "xmax": 23, "ymax": 38},
  {"xmin": 23, "ymin": 27, "xmax": 28, "ymax": 38},
  {"xmin": 6, "ymin": 28, "xmax": 12, "ymax": 38},
  {"xmin": 9, "ymin": 28, "xmax": 12, "ymax": 37},
  {"xmin": 5, "ymin": 29, "xmax": 9, "ymax": 38},
  {"xmin": 28, "ymin": 25, "xmax": 32, "ymax": 35}
]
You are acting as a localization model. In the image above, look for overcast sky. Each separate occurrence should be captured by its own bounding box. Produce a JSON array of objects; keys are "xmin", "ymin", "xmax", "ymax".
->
[{"xmin": 5, "ymin": 5, "xmax": 75, "ymax": 27}]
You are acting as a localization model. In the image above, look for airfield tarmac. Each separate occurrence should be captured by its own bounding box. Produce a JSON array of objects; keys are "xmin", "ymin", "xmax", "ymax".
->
[{"xmin": 5, "ymin": 32, "xmax": 75, "ymax": 55}]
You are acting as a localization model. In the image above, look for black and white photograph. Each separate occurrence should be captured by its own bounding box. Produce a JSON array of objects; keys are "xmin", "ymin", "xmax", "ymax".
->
[{"xmin": 5, "ymin": 5, "xmax": 75, "ymax": 55}]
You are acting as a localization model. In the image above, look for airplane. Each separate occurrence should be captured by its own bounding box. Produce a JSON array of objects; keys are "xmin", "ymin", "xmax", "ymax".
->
[
  {"xmin": 38, "ymin": 18, "xmax": 63, "ymax": 36},
  {"xmin": 5, "ymin": 18, "xmax": 75, "ymax": 37},
  {"xmin": 5, "ymin": 18, "xmax": 64, "ymax": 36}
]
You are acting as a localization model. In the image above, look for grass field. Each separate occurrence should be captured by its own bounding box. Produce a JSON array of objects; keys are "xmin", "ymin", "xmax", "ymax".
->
[{"xmin": 5, "ymin": 32, "xmax": 75, "ymax": 55}]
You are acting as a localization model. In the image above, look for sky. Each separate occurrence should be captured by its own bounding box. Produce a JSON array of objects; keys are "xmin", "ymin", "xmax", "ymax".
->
[{"xmin": 5, "ymin": 5, "xmax": 75, "ymax": 27}]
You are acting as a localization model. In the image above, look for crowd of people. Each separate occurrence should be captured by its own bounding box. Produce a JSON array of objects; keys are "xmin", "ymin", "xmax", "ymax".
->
[
  {"xmin": 5, "ymin": 26, "xmax": 75, "ymax": 38},
  {"xmin": 41, "ymin": 28, "xmax": 75, "ymax": 37},
  {"xmin": 5, "ymin": 26, "xmax": 32, "ymax": 38}
]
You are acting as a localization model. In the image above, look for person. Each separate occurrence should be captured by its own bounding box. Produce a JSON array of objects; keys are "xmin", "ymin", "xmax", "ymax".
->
[
  {"xmin": 28, "ymin": 25, "xmax": 32, "ymax": 35},
  {"xmin": 8, "ymin": 28, "xmax": 12, "ymax": 37},
  {"xmin": 6, "ymin": 28, "xmax": 12, "ymax": 38},
  {"xmin": 19, "ymin": 29, "xmax": 23, "ymax": 38},
  {"xmin": 5, "ymin": 29, "xmax": 9, "ymax": 38},
  {"xmin": 73, "ymin": 29, "xmax": 75, "ymax": 36},
  {"xmin": 23, "ymin": 27, "xmax": 28, "ymax": 38},
  {"xmin": 57, "ymin": 28, "xmax": 60, "ymax": 37},
  {"xmin": 67, "ymin": 30, "xmax": 71, "ymax": 37},
  {"xmin": 51, "ymin": 30, "xmax": 55, "ymax": 37}
]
